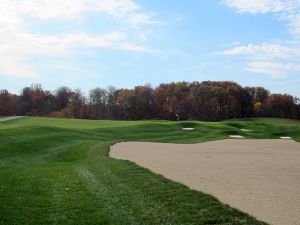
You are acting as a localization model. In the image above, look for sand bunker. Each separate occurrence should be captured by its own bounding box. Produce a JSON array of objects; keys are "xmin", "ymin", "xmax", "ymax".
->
[
  {"xmin": 240, "ymin": 129, "xmax": 254, "ymax": 132},
  {"xmin": 110, "ymin": 139, "xmax": 300, "ymax": 225},
  {"xmin": 229, "ymin": 135, "xmax": 245, "ymax": 138},
  {"xmin": 182, "ymin": 128, "xmax": 195, "ymax": 131},
  {"xmin": 280, "ymin": 136, "xmax": 292, "ymax": 140}
]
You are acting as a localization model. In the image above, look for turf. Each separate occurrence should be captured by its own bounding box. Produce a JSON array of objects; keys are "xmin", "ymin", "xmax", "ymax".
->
[{"xmin": 1, "ymin": 117, "xmax": 299, "ymax": 225}]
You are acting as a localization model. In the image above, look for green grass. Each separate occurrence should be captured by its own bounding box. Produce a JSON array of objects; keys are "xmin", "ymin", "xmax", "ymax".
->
[{"xmin": 1, "ymin": 117, "xmax": 300, "ymax": 225}]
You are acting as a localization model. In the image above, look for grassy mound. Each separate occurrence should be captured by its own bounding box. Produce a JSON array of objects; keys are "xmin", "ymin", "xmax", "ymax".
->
[{"xmin": 1, "ymin": 117, "xmax": 299, "ymax": 225}]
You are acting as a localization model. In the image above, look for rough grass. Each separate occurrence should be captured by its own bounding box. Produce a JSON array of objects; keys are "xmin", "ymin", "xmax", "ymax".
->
[{"xmin": 1, "ymin": 117, "xmax": 300, "ymax": 225}]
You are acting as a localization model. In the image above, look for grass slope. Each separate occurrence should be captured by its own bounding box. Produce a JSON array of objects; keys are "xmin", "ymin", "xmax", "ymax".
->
[{"xmin": 1, "ymin": 117, "xmax": 299, "ymax": 225}]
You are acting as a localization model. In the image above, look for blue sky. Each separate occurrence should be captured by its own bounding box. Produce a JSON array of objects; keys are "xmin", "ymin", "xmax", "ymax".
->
[{"xmin": 1, "ymin": 0, "xmax": 300, "ymax": 96}]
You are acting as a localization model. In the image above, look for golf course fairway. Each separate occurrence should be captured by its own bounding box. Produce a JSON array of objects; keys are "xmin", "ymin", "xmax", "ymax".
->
[{"xmin": 1, "ymin": 117, "xmax": 300, "ymax": 225}]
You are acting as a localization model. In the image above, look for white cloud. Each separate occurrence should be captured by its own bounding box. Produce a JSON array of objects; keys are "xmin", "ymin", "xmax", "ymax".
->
[
  {"xmin": 246, "ymin": 61, "xmax": 300, "ymax": 78},
  {"xmin": 0, "ymin": 31, "xmax": 128, "ymax": 57},
  {"xmin": 221, "ymin": 1, "xmax": 300, "ymax": 78},
  {"xmin": 290, "ymin": 14, "xmax": 300, "ymax": 36},
  {"xmin": 0, "ymin": 0, "xmax": 142, "ymax": 22},
  {"xmin": 218, "ymin": 42, "xmax": 300, "ymax": 77},
  {"xmin": 0, "ymin": 0, "xmax": 157, "ymax": 78},
  {"xmin": 222, "ymin": 0, "xmax": 288, "ymax": 14},
  {"xmin": 218, "ymin": 43, "xmax": 300, "ymax": 60},
  {"xmin": 222, "ymin": 0, "xmax": 300, "ymax": 37},
  {"xmin": 0, "ymin": 57, "xmax": 36, "ymax": 78},
  {"xmin": 127, "ymin": 13, "xmax": 161, "ymax": 27},
  {"xmin": 121, "ymin": 43, "xmax": 151, "ymax": 52}
]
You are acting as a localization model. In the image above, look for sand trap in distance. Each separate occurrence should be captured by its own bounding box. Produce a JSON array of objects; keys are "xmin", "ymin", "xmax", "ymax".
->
[
  {"xmin": 110, "ymin": 139, "xmax": 300, "ymax": 225},
  {"xmin": 240, "ymin": 129, "xmax": 254, "ymax": 132},
  {"xmin": 280, "ymin": 136, "xmax": 292, "ymax": 140},
  {"xmin": 182, "ymin": 128, "xmax": 195, "ymax": 131},
  {"xmin": 229, "ymin": 135, "xmax": 245, "ymax": 138}
]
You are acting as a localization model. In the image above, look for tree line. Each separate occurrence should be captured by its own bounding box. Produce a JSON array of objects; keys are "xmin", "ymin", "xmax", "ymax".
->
[{"xmin": 1, "ymin": 81, "xmax": 299, "ymax": 121}]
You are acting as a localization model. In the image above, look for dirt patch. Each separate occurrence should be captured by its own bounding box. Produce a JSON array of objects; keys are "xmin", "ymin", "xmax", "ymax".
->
[{"xmin": 110, "ymin": 139, "xmax": 300, "ymax": 225}]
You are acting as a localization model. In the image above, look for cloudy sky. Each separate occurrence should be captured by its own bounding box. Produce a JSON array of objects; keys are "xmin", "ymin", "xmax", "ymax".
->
[{"xmin": 1, "ymin": 0, "xmax": 300, "ymax": 96}]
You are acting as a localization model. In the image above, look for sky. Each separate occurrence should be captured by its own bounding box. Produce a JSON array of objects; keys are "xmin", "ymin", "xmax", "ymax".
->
[{"xmin": 1, "ymin": 0, "xmax": 300, "ymax": 97}]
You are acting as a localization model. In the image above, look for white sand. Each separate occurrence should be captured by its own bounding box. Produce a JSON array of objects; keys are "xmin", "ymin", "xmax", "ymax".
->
[
  {"xmin": 280, "ymin": 137, "xmax": 292, "ymax": 140},
  {"xmin": 182, "ymin": 128, "xmax": 195, "ymax": 131},
  {"xmin": 240, "ymin": 129, "xmax": 254, "ymax": 132},
  {"xmin": 110, "ymin": 139, "xmax": 300, "ymax": 225},
  {"xmin": 229, "ymin": 135, "xmax": 245, "ymax": 138}
]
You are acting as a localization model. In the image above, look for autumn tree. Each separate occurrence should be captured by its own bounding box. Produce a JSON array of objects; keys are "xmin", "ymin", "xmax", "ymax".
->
[
  {"xmin": 244, "ymin": 87, "xmax": 270, "ymax": 116},
  {"xmin": 190, "ymin": 83, "xmax": 226, "ymax": 121},
  {"xmin": 1, "ymin": 81, "xmax": 299, "ymax": 121},
  {"xmin": 55, "ymin": 86, "xmax": 72, "ymax": 111},
  {"xmin": 0, "ymin": 90, "xmax": 19, "ymax": 116},
  {"xmin": 19, "ymin": 84, "xmax": 56, "ymax": 116},
  {"xmin": 89, "ymin": 88, "xmax": 107, "ymax": 119},
  {"xmin": 265, "ymin": 94, "xmax": 295, "ymax": 118},
  {"xmin": 106, "ymin": 86, "xmax": 118, "ymax": 119}
]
